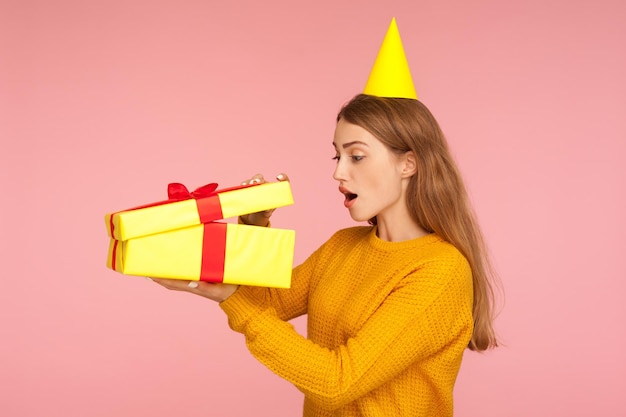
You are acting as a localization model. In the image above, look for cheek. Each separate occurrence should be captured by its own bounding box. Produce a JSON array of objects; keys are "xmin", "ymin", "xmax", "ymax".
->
[
  {"xmin": 364, "ymin": 175, "xmax": 395, "ymax": 199},
  {"xmin": 377, "ymin": 171, "xmax": 405, "ymax": 199}
]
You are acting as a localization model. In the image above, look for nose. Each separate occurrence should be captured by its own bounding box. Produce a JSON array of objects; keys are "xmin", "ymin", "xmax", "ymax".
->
[{"xmin": 333, "ymin": 158, "xmax": 346, "ymax": 182}]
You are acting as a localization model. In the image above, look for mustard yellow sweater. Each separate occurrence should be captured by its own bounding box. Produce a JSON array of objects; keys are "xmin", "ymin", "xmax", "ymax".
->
[{"xmin": 220, "ymin": 226, "xmax": 474, "ymax": 417}]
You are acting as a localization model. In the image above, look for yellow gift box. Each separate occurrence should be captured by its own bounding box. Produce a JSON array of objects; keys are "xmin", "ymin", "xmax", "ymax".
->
[
  {"xmin": 107, "ymin": 222, "xmax": 295, "ymax": 288},
  {"xmin": 105, "ymin": 180, "xmax": 296, "ymax": 288},
  {"xmin": 105, "ymin": 181, "xmax": 294, "ymax": 241}
]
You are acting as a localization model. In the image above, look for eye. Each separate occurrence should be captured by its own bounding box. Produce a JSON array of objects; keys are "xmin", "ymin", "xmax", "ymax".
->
[{"xmin": 332, "ymin": 154, "xmax": 365, "ymax": 162}]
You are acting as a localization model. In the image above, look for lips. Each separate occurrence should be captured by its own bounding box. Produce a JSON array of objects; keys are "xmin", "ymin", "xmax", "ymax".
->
[{"xmin": 339, "ymin": 186, "xmax": 358, "ymax": 208}]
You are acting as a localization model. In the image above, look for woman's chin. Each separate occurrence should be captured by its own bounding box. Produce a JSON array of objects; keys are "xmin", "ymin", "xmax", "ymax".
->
[{"xmin": 349, "ymin": 212, "xmax": 372, "ymax": 223}]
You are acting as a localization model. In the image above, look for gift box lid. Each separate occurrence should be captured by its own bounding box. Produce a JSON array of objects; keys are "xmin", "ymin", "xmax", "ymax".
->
[{"xmin": 105, "ymin": 181, "xmax": 293, "ymax": 241}]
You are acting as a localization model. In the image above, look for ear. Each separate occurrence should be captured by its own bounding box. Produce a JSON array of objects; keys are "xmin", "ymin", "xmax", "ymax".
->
[{"xmin": 401, "ymin": 151, "xmax": 417, "ymax": 178}]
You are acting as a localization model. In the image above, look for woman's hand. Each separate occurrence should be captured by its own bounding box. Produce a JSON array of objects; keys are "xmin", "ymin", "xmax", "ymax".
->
[
  {"xmin": 239, "ymin": 173, "xmax": 289, "ymax": 227},
  {"xmin": 151, "ymin": 278, "xmax": 239, "ymax": 302}
]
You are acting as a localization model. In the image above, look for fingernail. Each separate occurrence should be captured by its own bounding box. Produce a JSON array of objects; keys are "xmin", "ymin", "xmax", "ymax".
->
[
  {"xmin": 251, "ymin": 179, "xmax": 261, "ymax": 184},
  {"xmin": 188, "ymin": 282, "xmax": 199, "ymax": 289},
  {"xmin": 241, "ymin": 181, "xmax": 248, "ymax": 185},
  {"xmin": 145, "ymin": 277, "xmax": 154, "ymax": 281},
  {"xmin": 276, "ymin": 174, "xmax": 284, "ymax": 180}
]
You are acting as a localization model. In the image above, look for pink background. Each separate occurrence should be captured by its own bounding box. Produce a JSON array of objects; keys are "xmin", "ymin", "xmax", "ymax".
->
[{"xmin": 2, "ymin": 0, "xmax": 625, "ymax": 416}]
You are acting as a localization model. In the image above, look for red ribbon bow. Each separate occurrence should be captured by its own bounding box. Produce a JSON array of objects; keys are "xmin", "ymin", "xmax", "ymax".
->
[
  {"xmin": 167, "ymin": 183, "xmax": 219, "ymax": 200},
  {"xmin": 163, "ymin": 182, "xmax": 225, "ymax": 224}
]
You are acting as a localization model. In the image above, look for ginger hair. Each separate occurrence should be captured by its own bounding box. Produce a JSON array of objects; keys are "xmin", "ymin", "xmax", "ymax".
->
[{"xmin": 337, "ymin": 94, "xmax": 499, "ymax": 351}]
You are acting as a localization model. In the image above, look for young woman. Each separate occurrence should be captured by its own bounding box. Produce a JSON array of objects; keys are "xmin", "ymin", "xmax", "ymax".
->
[{"xmin": 154, "ymin": 94, "xmax": 499, "ymax": 417}]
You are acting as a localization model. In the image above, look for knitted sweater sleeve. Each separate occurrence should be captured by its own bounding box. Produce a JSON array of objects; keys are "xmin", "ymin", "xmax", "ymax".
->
[{"xmin": 219, "ymin": 234, "xmax": 473, "ymax": 411}]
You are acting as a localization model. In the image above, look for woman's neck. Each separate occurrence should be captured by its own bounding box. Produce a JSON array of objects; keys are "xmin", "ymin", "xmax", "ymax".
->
[{"xmin": 375, "ymin": 216, "xmax": 429, "ymax": 242}]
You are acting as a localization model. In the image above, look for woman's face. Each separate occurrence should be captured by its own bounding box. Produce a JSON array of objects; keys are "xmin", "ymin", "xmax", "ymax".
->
[{"xmin": 332, "ymin": 119, "xmax": 411, "ymax": 223}]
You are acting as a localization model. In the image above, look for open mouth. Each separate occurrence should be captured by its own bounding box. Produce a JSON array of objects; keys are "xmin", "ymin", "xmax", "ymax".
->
[{"xmin": 339, "ymin": 186, "xmax": 358, "ymax": 207}]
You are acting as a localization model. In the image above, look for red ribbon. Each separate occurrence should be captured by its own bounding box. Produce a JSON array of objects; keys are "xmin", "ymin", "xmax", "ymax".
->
[
  {"xmin": 199, "ymin": 222, "xmax": 228, "ymax": 282},
  {"xmin": 111, "ymin": 240, "xmax": 119, "ymax": 271}
]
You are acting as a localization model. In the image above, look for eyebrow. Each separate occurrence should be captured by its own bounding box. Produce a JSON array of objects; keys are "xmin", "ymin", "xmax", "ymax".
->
[{"xmin": 332, "ymin": 140, "xmax": 369, "ymax": 149}]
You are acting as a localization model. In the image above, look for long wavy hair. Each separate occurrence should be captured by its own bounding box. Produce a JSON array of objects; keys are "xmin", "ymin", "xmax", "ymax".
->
[{"xmin": 337, "ymin": 94, "xmax": 499, "ymax": 351}]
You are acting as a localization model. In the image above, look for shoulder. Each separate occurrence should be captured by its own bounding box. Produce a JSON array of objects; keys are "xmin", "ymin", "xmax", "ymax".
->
[
  {"xmin": 427, "ymin": 237, "xmax": 468, "ymax": 263},
  {"xmin": 416, "ymin": 236, "xmax": 472, "ymax": 283}
]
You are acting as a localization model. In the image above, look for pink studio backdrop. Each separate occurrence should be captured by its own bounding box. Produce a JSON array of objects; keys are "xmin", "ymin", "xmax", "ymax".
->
[{"xmin": 1, "ymin": 0, "xmax": 625, "ymax": 416}]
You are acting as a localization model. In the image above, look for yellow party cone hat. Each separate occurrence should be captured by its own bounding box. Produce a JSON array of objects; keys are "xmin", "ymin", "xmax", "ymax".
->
[{"xmin": 363, "ymin": 18, "xmax": 417, "ymax": 100}]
